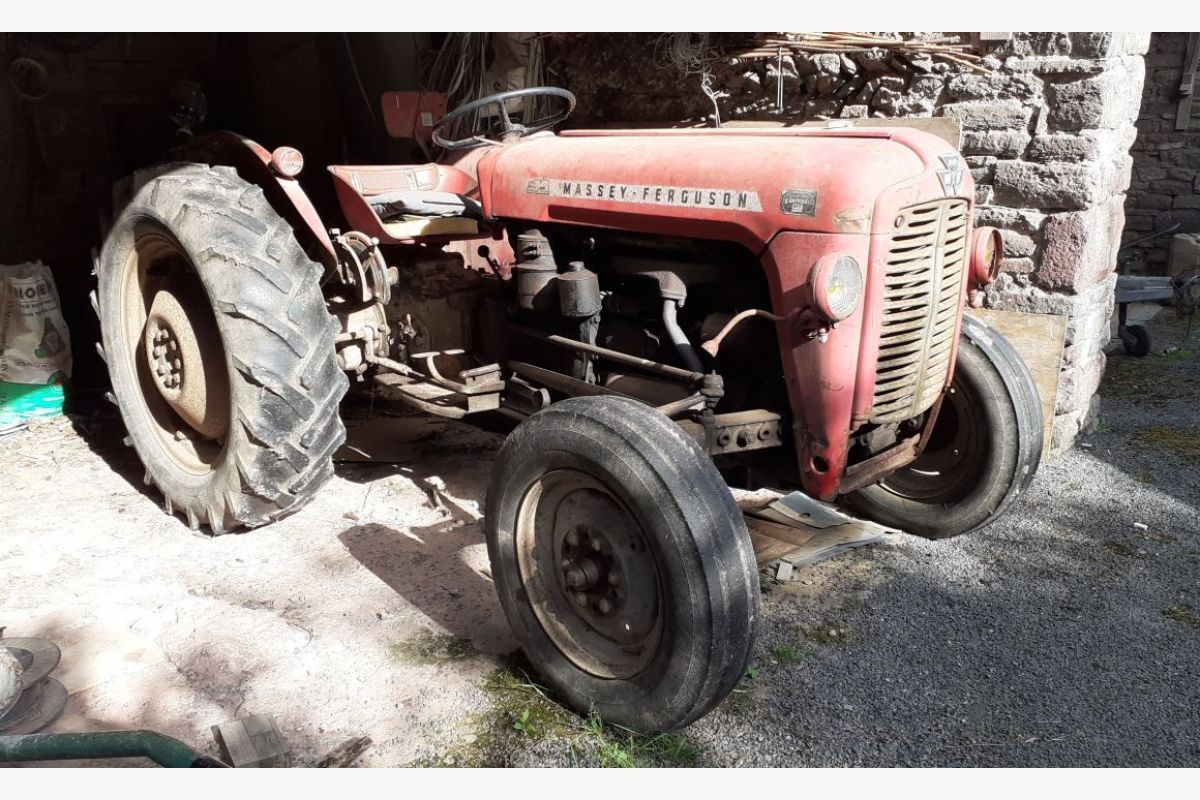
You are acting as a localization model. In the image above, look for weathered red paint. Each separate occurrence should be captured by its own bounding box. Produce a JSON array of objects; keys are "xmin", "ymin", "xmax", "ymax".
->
[{"xmin": 470, "ymin": 126, "xmax": 974, "ymax": 499}]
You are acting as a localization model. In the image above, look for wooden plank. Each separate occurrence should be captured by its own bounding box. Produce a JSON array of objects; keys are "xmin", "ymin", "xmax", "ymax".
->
[
  {"xmin": 596, "ymin": 117, "xmax": 963, "ymax": 148},
  {"xmin": 966, "ymin": 308, "xmax": 1065, "ymax": 460},
  {"xmin": 718, "ymin": 117, "xmax": 961, "ymax": 148}
]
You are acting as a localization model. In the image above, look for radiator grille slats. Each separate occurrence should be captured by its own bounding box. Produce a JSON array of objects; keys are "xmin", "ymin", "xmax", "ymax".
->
[{"xmin": 867, "ymin": 199, "xmax": 970, "ymax": 424}]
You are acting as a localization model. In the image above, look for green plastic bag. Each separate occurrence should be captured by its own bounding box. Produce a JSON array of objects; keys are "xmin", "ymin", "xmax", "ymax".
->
[{"xmin": 0, "ymin": 261, "xmax": 71, "ymax": 432}]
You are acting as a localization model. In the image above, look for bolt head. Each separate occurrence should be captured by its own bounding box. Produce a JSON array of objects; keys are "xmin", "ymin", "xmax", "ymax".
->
[
  {"xmin": 574, "ymin": 592, "xmax": 589, "ymax": 607},
  {"xmin": 596, "ymin": 598, "xmax": 612, "ymax": 614},
  {"xmin": 565, "ymin": 530, "xmax": 579, "ymax": 547}
]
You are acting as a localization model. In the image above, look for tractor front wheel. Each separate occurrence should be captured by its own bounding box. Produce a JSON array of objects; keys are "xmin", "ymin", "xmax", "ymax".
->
[
  {"xmin": 485, "ymin": 396, "xmax": 760, "ymax": 732},
  {"xmin": 846, "ymin": 316, "xmax": 1043, "ymax": 540},
  {"xmin": 96, "ymin": 163, "xmax": 348, "ymax": 532}
]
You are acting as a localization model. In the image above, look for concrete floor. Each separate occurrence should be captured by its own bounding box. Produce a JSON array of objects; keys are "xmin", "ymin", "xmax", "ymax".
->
[{"xmin": 2, "ymin": 309, "xmax": 1197, "ymax": 767}]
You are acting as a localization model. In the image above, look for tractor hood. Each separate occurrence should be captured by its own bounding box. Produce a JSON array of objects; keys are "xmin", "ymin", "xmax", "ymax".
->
[{"xmin": 478, "ymin": 126, "xmax": 964, "ymax": 252}]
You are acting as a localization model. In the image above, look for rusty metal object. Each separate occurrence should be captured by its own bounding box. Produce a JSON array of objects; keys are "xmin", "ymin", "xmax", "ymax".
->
[
  {"xmin": 677, "ymin": 409, "xmax": 784, "ymax": 456},
  {"xmin": 837, "ymin": 434, "xmax": 921, "ymax": 495},
  {"xmin": 366, "ymin": 335, "xmax": 503, "ymax": 418},
  {"xmin": 515, "ymin": 325, "xmax": 704, "ymax": 384},
  {"xmin": 509, "ymin": 361, "xmax": 629, "ymax": 402}
]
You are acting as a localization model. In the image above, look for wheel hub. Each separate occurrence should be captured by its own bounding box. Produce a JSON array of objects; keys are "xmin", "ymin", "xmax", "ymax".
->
[
  {"xmin": 148, "ymin": 321, "xmax": 184, "ymax": 394},
  {"xmin": 141, "ymin": 287, "xmax": 229, "ymax": 440},
  {"xmin": 515, "ymin": 470, "xmax": 663, "ymax": 679},
  {"xmin": 559, "ymin": 526, "xmax": 625, "ymax": 617}
]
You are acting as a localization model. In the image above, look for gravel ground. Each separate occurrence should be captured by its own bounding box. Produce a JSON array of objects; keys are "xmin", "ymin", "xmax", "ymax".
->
[{"xmin": 2, "ymin": 309, "xmax": 1197, "ymax": 767}]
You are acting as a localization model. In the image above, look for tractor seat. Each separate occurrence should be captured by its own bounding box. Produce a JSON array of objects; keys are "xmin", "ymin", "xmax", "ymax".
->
[{"xmin": 328, "ymin": 164, "xmax": 482, "ymax": 244}]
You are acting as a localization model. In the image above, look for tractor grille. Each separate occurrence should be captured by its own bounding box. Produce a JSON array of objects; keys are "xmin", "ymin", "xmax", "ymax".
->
[{"xmin": 867, "ymin": 199, "xmax": 970, "ymax": 424}]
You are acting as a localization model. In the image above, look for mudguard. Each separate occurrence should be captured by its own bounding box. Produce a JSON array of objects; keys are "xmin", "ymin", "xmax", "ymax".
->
[{"xmin": 170, "ymin": 131, "xmax": 337, "ymax": 271}]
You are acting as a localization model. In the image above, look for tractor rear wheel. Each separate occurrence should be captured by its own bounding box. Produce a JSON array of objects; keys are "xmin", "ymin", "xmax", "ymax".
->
[
  {"xmin": 485, "ymin": 396, "xmax": 759, "ymax": 732},
  {"xmin": 95, "ymin": 163, "xmax": 347, "ymax": 532},
  {"xmin": 845, "ymin": 316, "xmax": 1043, "ymax": 540}
]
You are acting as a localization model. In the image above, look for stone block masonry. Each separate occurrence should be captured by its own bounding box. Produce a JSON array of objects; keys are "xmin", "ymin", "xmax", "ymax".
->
[
  {"xmin": 1124, "ymin": 33, "xmax": 1200, "ymax": 273},
  {"xmin": 550, "ymin": 32, "xmax": 1151, "ymax": 454}
]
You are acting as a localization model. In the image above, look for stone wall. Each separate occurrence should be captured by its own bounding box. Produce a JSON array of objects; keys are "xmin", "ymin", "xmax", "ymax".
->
[
  {"xmin": 1123, "ymin": 32, "xmax": 1200, "ymax": 272},
  {"xmin": 550, "ymin": 32, "xmax": 1150, "ymax": 452}
]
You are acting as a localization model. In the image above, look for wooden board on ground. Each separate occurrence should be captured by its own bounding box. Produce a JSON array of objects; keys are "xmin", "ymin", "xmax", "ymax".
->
[{"xmin": 966, "ymin": 308, "xmax": 1065, "ymax": 460}]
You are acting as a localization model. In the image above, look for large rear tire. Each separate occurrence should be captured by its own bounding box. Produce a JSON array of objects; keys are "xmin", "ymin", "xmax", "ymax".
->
[
  {"xmin": 485, "ymin": 396, "xmax": 759, "ymax": 732},
  {"xmin": 845, "ymin": 317, "xmax": 1043, "ymax": 539},
  {"xmin": 95, "ymin": 163, "xmax": 348, "ymax": 533}
]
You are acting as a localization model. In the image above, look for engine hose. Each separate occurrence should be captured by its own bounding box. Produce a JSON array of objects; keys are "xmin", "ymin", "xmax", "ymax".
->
[
  {"xmin": 662, "ymin": 300, "xmax": 705, "ymax": 373},
  {"xmin": 701, "ymin": 307, "xmax": 797, "ymax": 357}
]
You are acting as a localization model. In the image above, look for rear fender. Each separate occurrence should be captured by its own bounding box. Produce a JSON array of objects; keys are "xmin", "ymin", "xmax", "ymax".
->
[{"xmin": 171, "ymin": 131, "xmax": 337, "ymax": 272}]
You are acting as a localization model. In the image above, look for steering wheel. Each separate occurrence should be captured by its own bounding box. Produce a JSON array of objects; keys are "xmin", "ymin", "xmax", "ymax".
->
[{"xmin": 431, "ymin": 87, "xmax": 576, "ymax": 150}]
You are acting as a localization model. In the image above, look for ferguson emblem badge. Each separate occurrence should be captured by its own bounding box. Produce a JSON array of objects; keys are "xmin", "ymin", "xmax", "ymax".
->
[
  {"xmin": 780, "ymin": 189, "xmax": 818, "ymax": 217},
  {"xmin": 937, "ymin": 154, "xmax": 964, "ymax": 197},
  {"xmin": 525, "ymin": 179, "xmax": 762, "ymax": 212}
]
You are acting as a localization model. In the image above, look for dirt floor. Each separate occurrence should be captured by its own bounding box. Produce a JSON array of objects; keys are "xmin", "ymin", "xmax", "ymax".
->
[{"xmin": 2, "ymin": 308, "xmax": 1198, "ymax": 767}]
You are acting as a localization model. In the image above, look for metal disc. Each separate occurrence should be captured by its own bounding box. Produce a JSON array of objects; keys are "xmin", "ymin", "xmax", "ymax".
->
[
  {"xmin": 2, "ymin": 638, "xmax": 62, "ymax": 688},
  {"xmin": 0, "ymin": 648, "xmax": 20, "ymax": 720},
  {"xmin": 0, "ymin": 678, "xmax": 68, "ymax": 735}
]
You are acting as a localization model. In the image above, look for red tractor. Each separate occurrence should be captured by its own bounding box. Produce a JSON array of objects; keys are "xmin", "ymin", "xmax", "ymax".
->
[{"xmin": 95, "ymin": 87, "xmax": 1041, "ymax": 731}]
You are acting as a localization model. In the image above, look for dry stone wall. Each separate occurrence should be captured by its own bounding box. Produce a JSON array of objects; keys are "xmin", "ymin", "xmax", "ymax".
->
[{"xmin": 551, "ymin": 32, "xmax": 1151, "ymax": 452}]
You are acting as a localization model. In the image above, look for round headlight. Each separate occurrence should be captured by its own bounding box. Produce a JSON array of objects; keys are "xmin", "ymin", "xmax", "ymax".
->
[
  {"xmin": 809, "ymin": 254, "xmax": 863, "ymax": 322},
  {"xmin": 971, "ymin": 227, "xmax": 1003, "ymax": 286}
]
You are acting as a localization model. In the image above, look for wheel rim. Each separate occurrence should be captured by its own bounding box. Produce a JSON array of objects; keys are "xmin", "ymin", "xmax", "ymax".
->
[
  {"xmin": 515, "ymin": 469, "xmax": 663, "ymax": 679},
  {"xmin": 878, "ymin": 375, "xmax": 986, "ymax": 503},
  {"xmin": 119, "ymin": 224, "xmax": 230, "ymax": 474}
]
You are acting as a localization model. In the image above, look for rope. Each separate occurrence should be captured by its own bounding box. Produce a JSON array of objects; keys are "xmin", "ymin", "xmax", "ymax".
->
[{"xmin": 654, "ymin": 33, "xmax": 724, "ymax": 127}]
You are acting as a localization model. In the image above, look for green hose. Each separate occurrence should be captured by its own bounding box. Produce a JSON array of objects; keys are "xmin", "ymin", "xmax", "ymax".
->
[{"xmin": 0, "ymin": 731, "xmax": 227, "ymax": 767}]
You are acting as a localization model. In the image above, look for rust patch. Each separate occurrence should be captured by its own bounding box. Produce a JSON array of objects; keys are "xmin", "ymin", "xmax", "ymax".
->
[{"xmin": 833, "ymin": 206, "xmax": 872, "ymax": 234}]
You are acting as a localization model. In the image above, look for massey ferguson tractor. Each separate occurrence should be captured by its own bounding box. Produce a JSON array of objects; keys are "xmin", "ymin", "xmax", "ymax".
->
[{"xmin": 94, "ymin": 87, "xmax": 1042, "ymax": 732}]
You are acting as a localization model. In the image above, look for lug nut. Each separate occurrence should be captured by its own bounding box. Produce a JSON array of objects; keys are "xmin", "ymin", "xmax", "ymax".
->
[
  {"xmin": 596, "ymin": 598, "xmax": 613, "ymax": 614},
  {"xmin": 559, "ymin": 558, "xmax": 572, "ymax": 571},
  {"xmin": 565, "ymin": 530, "xmax": 579, "ymax": 547},
  {"xmin": 566, "ymin": 569, "xmax": 587, "ymax": 589},
  {"xmin": 574, "ymin": 592, "xmax": 589, "ymax": 607}
]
